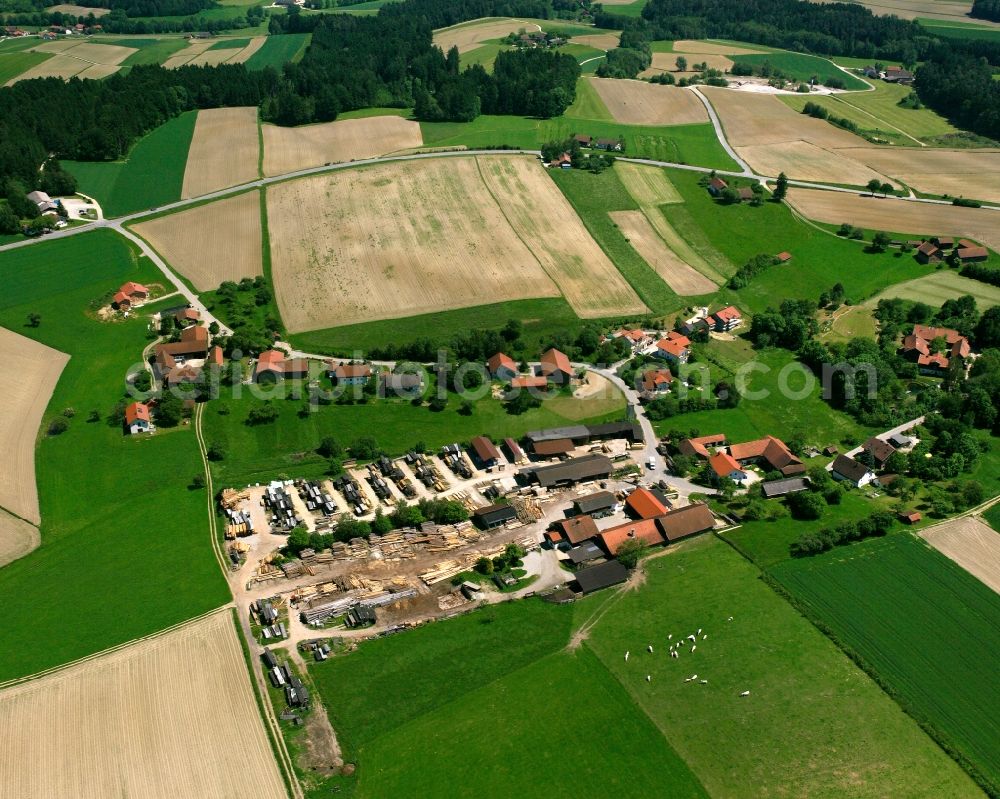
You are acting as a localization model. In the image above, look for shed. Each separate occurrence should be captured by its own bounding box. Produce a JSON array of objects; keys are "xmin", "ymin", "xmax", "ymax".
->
[
  {"xmin": 572, "ymin": 491, "xmax": 616, "ymax": 517},
  {"xmin": 574, "ymin": 560, "xmax": 628, "ymax": 594},
  {"xmin": 761, "ymin": 477, "xmax": 809, "ymax": 498},
  {"xmin": 524, "ymin": 454, "xmax": 613, "ymax": 488},
  {"xmin": 567, "ymin": 542, "xmax": 605, "ymax": 565},
  {"xmin": 346, "ymin": 605, "xmax": 376, "ymax": 628},
  {"xmin": 533, "ymin": 438, "xmax": 575, "ymax": 457},
  {"xmin": 472, "ymin": 503, "xmax": 517, "ymax": 529},
  {"xmin": 898, "ymin": 510, "xmax": 922, "ymax": 525}
]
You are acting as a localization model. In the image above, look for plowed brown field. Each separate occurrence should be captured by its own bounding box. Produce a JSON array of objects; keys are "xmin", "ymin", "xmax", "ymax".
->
[{"xmin": 920, "ymin": 516, "xmax": 1000, "ymax": 594}]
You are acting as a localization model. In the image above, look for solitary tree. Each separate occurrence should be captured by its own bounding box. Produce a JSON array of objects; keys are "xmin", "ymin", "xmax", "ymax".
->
[
  {"xmin": 26, "ymin": 312, "xmax": 41, "ymax": 327},
  {"xmin": 866, "ymin": 178, "xmax": 881, "ymax": 196},
  {"xmin": 675, "ymin": 56, "xmax": 687, "ymax": 72},
  {"xmin": 880, "ymin": 182, "xmax": 894, "ymax": 197},
  {"xmin": 773, "ymin": 172, "xmax": 788, "ymax": 202},
  {"xmin": 617, "ymin": 538, "xmax": 648, "ymax": 569},
  {"xmin": 871, "ymin": 231, "xmax": 892, "ymax": 252}
]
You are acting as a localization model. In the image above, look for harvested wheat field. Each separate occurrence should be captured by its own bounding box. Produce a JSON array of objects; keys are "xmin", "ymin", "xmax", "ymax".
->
[
  {"xmin": 0, "ymin": 327, "xmax": 68, "ymax": 526},
  {"xmin": 477, "ymin": 155, "xmax": 647, "ymax": 317},
  {"xmin": 820, "ymin": 0, "xmax": 1000, "ymax": 26},
  {"xmin": 836, "ymin": 147, "xmax": 1000, "ymax": 204},
  {"xmin": 647, "ymin": 205, "xmax": 729, "ymax": 284},
  {"xmin": 434, "ymin": 18, "xmax": 539, "ymax": 54},
  {"xmin": 920, "ymin": 516, "xmax": 1000, "ymax": 594},
  {"xmin": 133, "ymin": 191, "xmax": 262, "ymax": 290},
  {"xmin": 46, "ymin": 3, "xmax": 110, "ymax": 14},
  {"xmin": 0, "ymin": 508, "xmax": 39, "ymax": 570},
  {"xmin": 267, "ymin": 157, "xmax": 566, "ymax": 331},
  {"xmin": 617, "ymin": 162, "xmax": 682, "ymax": 206},
  {"xmin": 586, "ymin": 78, "xmax": 707, "ymax": 126},
  {"xmin": 738, "ymin": 140, "xmax": 887, "ymax": 185},
  {"xmin": 261, "ymin": 116, "xmax": 423, "ymax": 177},
  {"xmin": 12, "ymin": 41, "xmax": 135, "ymax": 83},
  {"xmin": 673, "ymin": 39, "xmax": 765, "ymax": 56},
  {"xmin": 787, "ymin": 187, "xmax": 1000, "ymax": 253},
  {"xmin": 700, "ymin": 86, "xmax": 865, "ymax": 148},
  {"xmin": 0, "ymin": 610, "xmax": 287, "ymax": 799},
  {"xmin": 611, "ymin": 210, "xmax": 716, "ymax": 295},
  {"xmin": 641, "ymin": 52, "xmax": 733, "ymax": 78},
  {"xmin": 161, "ymin": 39, "xmax": 215, "ymax": 69},
  {"xmin": 228, "ymin": 36, "xmax": 266, "ymax": 64},
  {"xmin": 182, "ymin": 107, "xmax": 259, "ymax": 198},
  {"xmin": 571, "ymin": 32, "xmax": 621, "ymax": 51},
  {"xmin": 188, "ymin": 47, "xmax": 242, "ymax": 66}
]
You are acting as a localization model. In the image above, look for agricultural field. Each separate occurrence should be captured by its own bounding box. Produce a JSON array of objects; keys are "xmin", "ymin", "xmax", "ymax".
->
[
  {"xmin": 780, "ymin": 81, "xmax": 958, "ymax": 145},
  {"xmin": 640, "ymin": 51, "xmax": 734, "ymax": 78},
  {"xmin": 836, "ymin": 146, "xmax": 1000, "ymax": 204},
  {"xmin": 181, "ymin": 107, "xmax": 260, "ymax": 198},
  {"xmin": 0, "ymin": 507, "xmax": 39, "ymax": 570},
  {"xmin": 585, "ymin": 78, "xmax": 708, "ymax": 126},
  {"xmin": 0, "ymin": 230, "xmax": 229, "ymax": 681},
  {"xmin": 433, "ymin": 17, "xmax": 541, "ymax": 54},
  {"xmin": 786, "ymin": 187, "xmax": 1000, "ymax": 253},
  {"xmin": 865, "ymin": 271, "xmax": 1000, "ymax": 310},
  {"xmin": 610, "ymin": 210, "xmax": 717, "ymax": 295},
  {"xmin": 0, "ymin": 611, "xmax": 287, "ymax": 799},
  {"xmin": 734, "ymin": 52, "xmax": 869, "ymax": 90},
  {"xmin": 0, "ymin": 50, "xmax": 52, "ymax": 85},
  {"xmin": 772, "ymin": 534, "xmax": 1000, "ymax": 791},
  {"xmin": 65, "ymin": 111, "xmax": 197, "ymax": 217},
  {"xmin": 265, "ymin": 155, "xmax": 644, "ymax": 334},
  {"xmin": 813, "ymin": 0, "xmax": 999, "ymax": 26},
  {"xmin": 0, "ymin": 326, "xmax": 68, "ymax": 526},
  {"xmin": 616, "ymin": 161, "xmax": 683, "ymax": 205},
  {"xmin": 261, "ymin": 115, "xmax": 423, "ymax": 176},
  {"xmin": 311, "ymin": 536, "xmax": 976, "ymax": 798},
  {"xmin": 244, "ymin": 32, "xmax": 310, "ymax": 70},
  {"xmin": 918, "ymin": 18, "xmax": 1000, "ymax": 38},
  {"xmin": 740, "ymin": 139, "xmax": 886, "ymax": 185},
  {"xmin": 5, "ymin": 39, "xmax": 136, "ymax": 83},
  {"xmin": 111, "ymin": 37, "xmax": 189, "ymax": 67},
  {"xmin": 47, "ymin": 3, "xmax": 111, "ymax": 13},
  {"xmin": 132, "ymin": 190, "xmax": 263, "ymax": 290},
  {"xmin": 819, "ymin": 304, "xmax": 878, "ymax": 343},
  {"xmin": 420, "ymin": 111, "xmax": 739, "ymax": 170},
  {"xmin": 920, "ymin": 516, "xmax": 1000, "ymax": 594},
  {"xmin": 672, "ymin": 39, "xmax": 766, "ymax": 56}
]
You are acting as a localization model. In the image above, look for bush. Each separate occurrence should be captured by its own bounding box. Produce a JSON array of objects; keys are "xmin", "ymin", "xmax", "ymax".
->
[
  {"xmin": 206, "ymin": 442, "xmax": 226, "ymax": 461},
  {"xmin": 787, "ymin": 491, "xmax": 825, "ymax": 520},
  {"xmin": 47, "ymin": 416, "xmax": 69, "ymax": 436},
  {"xmin": 245, "ymin": 402, "xmax": 279, "ymax": 426}
]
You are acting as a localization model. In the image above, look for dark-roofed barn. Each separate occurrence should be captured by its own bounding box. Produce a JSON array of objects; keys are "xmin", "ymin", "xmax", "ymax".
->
[{"xmin": 574, "ymin": 559, "xmax": 628, "ymax": 594}]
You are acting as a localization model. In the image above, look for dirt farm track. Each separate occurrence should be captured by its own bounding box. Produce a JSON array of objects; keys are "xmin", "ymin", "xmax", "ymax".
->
[
  {"xmin": 920, "ymin": 517, "xmax": 1000, "ymax": 594},
  {"xmin": 0, "ymin": 611, "xmax": 287, "ymax": 799}
]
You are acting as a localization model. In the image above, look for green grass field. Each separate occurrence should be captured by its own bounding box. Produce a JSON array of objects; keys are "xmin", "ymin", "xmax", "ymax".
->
[
  {"xmin": 287, "ymin": 297, "xmax": 583, "ymax": 355},
  {"xmin": 459, "ymin": 42, "xmax": 506, "ymax": 70},
  {"xmin": 772, "ymin": 533, "xmax": 1000, "ymax": 792},
  {"xmin": 245, "ymin": 33, "xmax": 310, "ymax": 69},
  {"xmin": 0, "ymin": 50, "xmax": 51, "ymax": 84},
  {"xmin": 918, "ymin": 18, "xmax": 1000, "ymax": 41},
  {"xmin": 210, "ymin": 36, "xmax": 252, "ymax": 50},
  {"xmin": 0, "ymin": 230, "xmax": 229, "ymax": 682},
  {"xmin": 420, "ymin": 115, "xmax": 739, "ymax": 170},
  {"xmin": 311, "ymin": 535, "xmax": 976, "ymax": 797},
  {"xmin": 734, "ymin": 52, "xmax": 868, "ymax": 90},
  {"xmin": 97, "ymin": 37, "xmax": 188, "ymax": 66},
  {"xmin": 606, "ymin": 0, "xmax": 649, "ymax": 17},
  {"xmin": 203, "ymin": 378, "xmax": 628, "ymax": 486},
  {"xmin": 664, "ymin": 168, "xmax": 924, "ymax": 313},
  {"xmin": 64, "ymin": 111, "xmax": 197, "ymax": 217},
  {"xmin": 780, "ymin": 81, "xmax": 957, "ymax": 143},
  {"xmin": 864, "ymin": 270, "xmax": 1000, "ymax": 310},
  {"xmin": 820, "ymin": 304, "xmax": 878, "ymax": 343},
  {"xmin": 551, "ymin": 167, "xmax": 684, "ymax": 315}
]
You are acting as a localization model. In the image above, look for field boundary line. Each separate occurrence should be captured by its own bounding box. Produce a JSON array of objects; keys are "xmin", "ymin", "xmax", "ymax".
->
[
  {"xmin": 0, "ymin": 502, "xmax": 40, "ymax": 528},
  {"xmin": 0, "ymin": 605, "xmax": 233, "ymax": 691},
  {"xmin": 195, "ymin": 403, "xmax": 229, "ymax": 578}
]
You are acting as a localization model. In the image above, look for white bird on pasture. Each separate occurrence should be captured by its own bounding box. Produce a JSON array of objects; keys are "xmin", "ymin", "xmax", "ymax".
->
[
  {"xmin": 728, "ymin": 616, "xmax": 734, "ymax": 622},
  {"xmin": 702, "ymin": 634, "xmax": 708, "ymax": 640},
  {"xmin": 740, "ymin": 690, "xmax": 751, "ymax": 697},
  {"xmin": 668, "ymin": 634, "xmax": 672, "ymax": 640},
  {"xmin": 697, "ymin": 628, "xmax": 702, "ymax": 635},
  {"xmin": 691, "ymin": 645, "xmax": 697, "ymax": 653},
  {"xmin": 624, "ymin": 651, "xmax": 630, "ymax": 662},
  {"xmin": 699, "ymin": 679, "xmax": 708, "ymax": 684},
  {"xmin": 685, "ymin": 674, "xmax": 698, "ymax": 682},
  {"xmin": 647, "ymin": 645, "xmax": 653, "ymax": 653},
  {"xmin": 670, "ymin": 650, "xmax": 678, "ymax": 659},
  {"xmin": 646, "ymin": 675, "xmax": 651, "ymax": 682}
]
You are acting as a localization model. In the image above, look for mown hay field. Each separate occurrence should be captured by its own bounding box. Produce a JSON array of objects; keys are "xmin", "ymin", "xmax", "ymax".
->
[
  {"xmin": 133, "ymin": 190, "xmax": 262, "ymax": 290},
  {"xmin": 228, "ymin": 35, "xmax": 266, "ymax": 63},
  {"xmin": 772, "ymin": 534, "xmax": 1000, "ymax": 790},
  {"xmin": 737, "ymin": 140, "xmax": 886, "ymax": 185},
  {"xmin": 433, "ymin": 17, "xmax": 539, "ymax": 54},
  {"xmin": 616, "ymin": 161, "xmax": 682, "ymax": 205},
  {"xmin": 865, "ymin": 271, "xmax": 1000, "ymax": 310},
  {"xmin": 787, "ymin": 187, "xmax": 1000, "ymax": 253},
  {"xmin": 920, "ymin": 516, "xmax": 1000, "ymax": 594},
  {"xmin": 267, "ymin": 155, "xmax": 644, "ymax": 332},
  {"xmin": 9, "ymin": 41, "xmax": 135, "ymax": 83},
  {"xmin": 640, "ymin": 51, "xmax": 734, "ymax": 78},
  {"xmin": 587, "ymin": 78, "xmax": 708, "ymax": 126},
  {"xmin": 261, "ymin": 116, "xmax": 423, "ymax": 176},
  {"xmin": 672, "ymin": 39, "xmax": 766, "ymax": 55},
  {"xmin": 46, "ymin": 3, "xmax": 110, "ymax": 14},
  {"xmin": 161, "ymin": 39, "xmax": 214, "ymax": 68},
  {"xmin": 0, "ymin": 508, "xmax": 39, "ymax": 570},
  {"xmin": 181, "ymin": 106, "xmax": 260, "ymax": 198},
  {"xmin": 0, "ymin": 327, "xmax": 68, "ymax": 526},
  {"xmin": 809, "ymin": 0, "xmax": 999, "ymax": 26},
  {"xmin": 610, "ymin": 210, "xmax": 716, "ymax": 294},
  {"xmin": 571, "ymin": 32, "xmax": 620, "ymax": 50},
  {"xmin": 0, "ymin": 611, "xmax": 288, "ymax": 799}
]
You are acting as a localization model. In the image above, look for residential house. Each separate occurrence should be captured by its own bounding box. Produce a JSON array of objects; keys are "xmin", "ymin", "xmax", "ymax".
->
[
  {"xmin": 709, "ymin": 452, "xmax": 747, "ymax": 483},
  {"xmin": 613, "ymin": 328, "xmax": 651, "ymax": 351},
  {"xmin": 625, "ymin": 487, "xmax": 669, "ymax": 520},
  {"xmin": 831, "ymin": 454, "xmax": 875, "ymax": 488},
  {"xmin": 728, "ymin": 435, "xmax": 804, "ymax": 476},
  {"xmin": 254, "ymin": 350, "xmax": 287, "ymax": 382},
  {"xmin": 862, "ymin": 436, "xmax": 896, "ymax": 469},
  {"xmin": 174, "ymin": 308, "xmax": 200, "ymax": 325},
  {"xmin": 538, "ymin": 348, "xmax": 573, "ymax": 384},
  {"xmin": 677, "ymin": 433, "xmax": 727, "ymax": 459},
  {"xmin": 379, "ymin": 372, "xmax": 424, "ymax": 397},
  {"xmin": 639, "ymin": 368, "xmax": 673, "ymax": 394},
  {"xmin": 469, "ymin": 435, "xmax": 503, "ymax": 468},
  {"xmin": 549, "ymin": 152, "xmax": 573, "ymax": 169},
  {"xmin": 598, "ymin": 518, "xmax": 665, "ymax": 556},
  {"xmin": 679, "ymin": 317, "xmax": 710, "ymax": 337},
  {"xmin": 551, "ymin": 515, "xmax": 600, "ymax": 546},
  {"xmin": 328, "ymin": 362, "xmax": 372, "ymax": 386},
  {"xmin": 26, "ymin": 190, "xmax": 58, "ymax": 214},
  {"xmin": 113, "ymin": 281, "xmax": 150, "ymax": 309},
  {"xmin": 594, "ymin": 137, "xmax": 623, "ymax": 151},
  {"xmin": 153, "ymin": 325, "xmax": 210, "ymax": 386},
  {"xmin": 709, "ymin": 305, "xmax": 742, "ymax": 332},
  {"xmin": 956, "ymin": 245, "xmax": 988, "ymax": 264},
  {"xmin": 653, "ymin": 332, "xmax": 691, "ymax": 364},
  {"xmin": 573, "ymin": 134, "xmax": 593, "ymax": 147},
  {"xmin": 884, "ymin": 66, "xmax": 913, "ymax": 83},
  {"xmin": 915, "ymin": 241, "xmax": 942, "ymax": 264},
  {"xmin": 487, "ymin": 352, "xmax": 518, "ymax": 381},
  {"xmin": 124, "ymin": 402, "xmax": 152, "ymax": 435},
  {"xmin": 900, "ymin": 323, "xmax": 971, "ymax": 376},
  {"xmin": 707, "ymin": 177, "xmax": 728, "ymax": 196}
]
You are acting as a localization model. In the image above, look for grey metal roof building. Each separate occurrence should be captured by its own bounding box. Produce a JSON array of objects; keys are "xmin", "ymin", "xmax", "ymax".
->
[
  {"xmin": 761, "ymin": 477, "xmax": 809, "ymax": 498},
  {"xmin": 522, "ymin": 454, "xmax": 614, "ymax": 488}
]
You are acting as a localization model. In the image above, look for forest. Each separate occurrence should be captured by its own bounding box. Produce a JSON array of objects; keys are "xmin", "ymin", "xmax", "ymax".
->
[{"xmin": 971, "ymin": 0, "xmax": 1000, "ymax": 22}]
